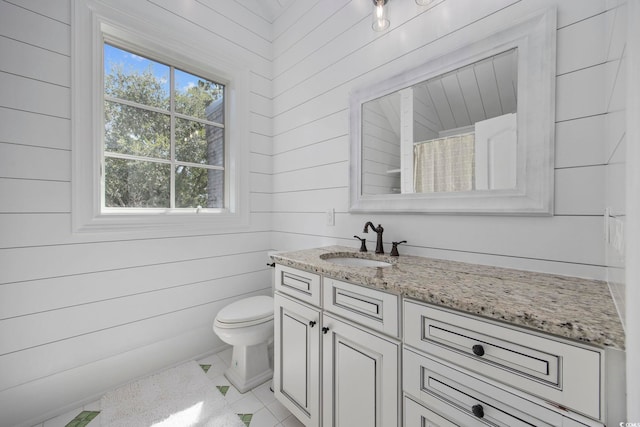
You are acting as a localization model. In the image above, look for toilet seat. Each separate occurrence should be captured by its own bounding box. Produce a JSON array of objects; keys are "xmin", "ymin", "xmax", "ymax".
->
[{"xmin": 214, "ymin": 295, "xmax": 273, "ymax": 329}]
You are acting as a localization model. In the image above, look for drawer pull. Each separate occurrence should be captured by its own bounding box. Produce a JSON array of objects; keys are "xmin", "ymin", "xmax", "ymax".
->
[
  {"xmin": 472, "ymin": 404, "xmax": 485, "ymax": 418},
  {"xmin": 322, "ymin": 327, "xmax": 330, "ymax": 334},
  {"xmin": 309, "ymin": 320, "xmax": 316, "ymax": 328},
  {"xmin": 472, "ymin": 344, "xmax": 485, "ymax": 356}
]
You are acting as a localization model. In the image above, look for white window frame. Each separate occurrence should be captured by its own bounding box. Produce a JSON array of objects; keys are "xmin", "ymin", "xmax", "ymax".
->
[
  {"xmin": 102, "ymin": 39, "xmax": 229, "ymax": 212},
  {"xmin": 72, "ymin": 0, "xmax": 250, "ymax": 234}
]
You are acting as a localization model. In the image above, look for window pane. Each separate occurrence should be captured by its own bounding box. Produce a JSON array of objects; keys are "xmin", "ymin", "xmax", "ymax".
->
[
  {"xmin": 104, "ymin": 44, "xmax": 170, "ymax": 110},
  {"xmin": 175, "ymin": 166, "xmax": 224, "ymax": 208},
  {"xmin": 104, "ymin": 158, "xmax": 170, "ymax": 208},
  {"xmin": 105, "ymin": 101, "xmax": 171, "ymax": 159},
  {"xmin": 174, "ymin": 69, "xmax": 224, "ymax": 123},
  {"xmin": 175, "ymin": 118, "xmax": 224, "ymax": 166}
]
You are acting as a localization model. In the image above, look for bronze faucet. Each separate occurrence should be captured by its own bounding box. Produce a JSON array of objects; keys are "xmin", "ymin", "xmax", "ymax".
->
[
  {"xmin": 390, "ymin": 240, "xmax": 407, "ymax": 257},
  {"xmin": 354, "ymin": 235, "xmax": 368, "ymax": 252},
  {"xmin": 363, "ymin": 221, "xmax": 384, "ymax": 254}
]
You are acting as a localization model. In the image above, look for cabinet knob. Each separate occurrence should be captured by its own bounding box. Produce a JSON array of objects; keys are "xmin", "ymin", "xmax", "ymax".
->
[
  {"xmin": 309, "ymin": 321, "xmax": 316, "ymax": 328},
  {"xmin": 472, "ymin": 404, "xmax": 484, "ymax": 418},
  {"xmin": 322, "ymin": 327, "xmax": 330, "ymax": 334},
  {"xmin": 472, "ymin": 344, "xmax": 485, "ymax": 356}
]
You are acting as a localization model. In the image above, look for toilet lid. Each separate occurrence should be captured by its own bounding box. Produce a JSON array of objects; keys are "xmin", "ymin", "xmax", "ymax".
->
[{"xmin": 216, "ymin": 295, "xmax": 274, "ymax": 325}]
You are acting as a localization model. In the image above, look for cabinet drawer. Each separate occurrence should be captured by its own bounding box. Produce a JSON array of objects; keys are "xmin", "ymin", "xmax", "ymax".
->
[
  {"xmin": 426, "ymin": 312, "xmax": 559, "ymax": 385},
  {"xmin": 404, "ymin": 300, "xmax": 602, "ymax": 420},
  {"xmin": 404, "ymin": 390, "xmax": 591, "ymax": 427},
  {"xmin": 323, "ymin": 278, "xmax": 399, "ymax": 337},
  {"xmin": 275, "ymin": 264, "xmax": 320, "ymax": 306},
  {"xmin": 404, "ymin": 348, "xmax": 579, "ymax": 427},
  {"xmin": 405, "ymin": 396, "xmax": 460, "ymax": 427}
]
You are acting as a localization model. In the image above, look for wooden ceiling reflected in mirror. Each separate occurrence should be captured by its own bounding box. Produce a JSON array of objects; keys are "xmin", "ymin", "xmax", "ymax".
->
[
  {"xmin": 361, "ymin": 48, "xmax": 518, "ymax": 196},
  {"xmin": 350, "ymin": 8, "xmax": 556, "ymax": 215}
]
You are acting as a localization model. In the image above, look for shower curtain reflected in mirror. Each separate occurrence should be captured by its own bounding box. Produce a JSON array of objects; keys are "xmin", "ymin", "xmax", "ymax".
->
[{"xmin": 413, "ymin": 133, "xmax": 475, "ymax": 193}]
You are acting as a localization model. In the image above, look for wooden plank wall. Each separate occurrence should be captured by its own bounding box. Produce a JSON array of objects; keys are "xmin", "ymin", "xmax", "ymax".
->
[
  {"xmin": 0, "ymin": 1, "xmax": 274, "ymax": 426},
  {"xmin": 270, "ymin": 0, "xmax": 615, "ymax": 280}
]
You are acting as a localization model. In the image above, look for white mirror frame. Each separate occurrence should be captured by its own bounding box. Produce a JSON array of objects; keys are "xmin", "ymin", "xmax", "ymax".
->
[{"xmin": 349, "ymin": 8, "xmax": 556, "ymax": 215}]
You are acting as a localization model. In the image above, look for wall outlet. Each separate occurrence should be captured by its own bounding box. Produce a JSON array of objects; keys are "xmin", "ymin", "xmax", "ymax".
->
[{"xmin": 325, "ymin": 208, "xmax": 335, "ymax": 226}]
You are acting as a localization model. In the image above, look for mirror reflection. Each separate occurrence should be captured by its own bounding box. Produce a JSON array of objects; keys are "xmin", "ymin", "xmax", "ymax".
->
[{"xmin": 361, "ymin": 48, "xmax": 518, "ymax": 195}]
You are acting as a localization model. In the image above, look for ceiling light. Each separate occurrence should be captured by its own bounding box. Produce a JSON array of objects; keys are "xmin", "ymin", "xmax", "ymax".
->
[{"xmin": 372, "ymin": 0, "xmax": 390, "ymax": 32}]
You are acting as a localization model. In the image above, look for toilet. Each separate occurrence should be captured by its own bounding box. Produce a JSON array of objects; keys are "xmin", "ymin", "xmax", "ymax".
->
[{"xmin": 213, "ymin": 295, "xmax": 274, "ymax": 393}]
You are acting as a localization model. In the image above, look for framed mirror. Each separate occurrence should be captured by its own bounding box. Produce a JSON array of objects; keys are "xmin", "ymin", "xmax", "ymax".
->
[{"xmin": 349, "ymin": 8, "xmax": 556, "ymax": 215}]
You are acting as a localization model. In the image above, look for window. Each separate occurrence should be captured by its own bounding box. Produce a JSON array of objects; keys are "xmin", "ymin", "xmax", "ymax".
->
[
  {"xmin": 72, "ymin": 0, "xmax": 250, "ymax": 233},
  {"xmin": 103, "ymin": 43, "xmax": 226, "ymax": 210}
]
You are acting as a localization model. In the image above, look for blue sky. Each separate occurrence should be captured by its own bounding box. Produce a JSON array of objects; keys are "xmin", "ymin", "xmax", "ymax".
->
[{"xmin": 104, "ymin": 43, "xmax": 205, "ymax": 95}]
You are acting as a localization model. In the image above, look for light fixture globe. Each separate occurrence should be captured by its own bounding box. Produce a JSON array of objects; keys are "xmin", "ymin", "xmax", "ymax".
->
[{"xmin": 372, "ymin": 0, "xmax": 390, "ymax": 32}]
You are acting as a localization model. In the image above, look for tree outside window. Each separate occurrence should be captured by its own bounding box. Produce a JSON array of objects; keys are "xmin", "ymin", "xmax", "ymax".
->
[{"xmin": 103, "ymin": 43, "xmax": 225, "ymax": 210}]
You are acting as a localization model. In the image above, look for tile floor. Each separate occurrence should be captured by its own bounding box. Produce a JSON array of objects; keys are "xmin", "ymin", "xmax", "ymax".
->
[{"xmin": 32, "ymin": 348, "xmax": 304, "ymax": 427}]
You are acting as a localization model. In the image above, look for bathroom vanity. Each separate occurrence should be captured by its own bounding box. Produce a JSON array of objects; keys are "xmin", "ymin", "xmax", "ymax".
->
[{"xmin": 270, "ymin": 246, "xmax": 625, "ymax": 427}]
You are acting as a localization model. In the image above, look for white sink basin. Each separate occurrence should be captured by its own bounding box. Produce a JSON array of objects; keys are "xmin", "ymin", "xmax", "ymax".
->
[{"xmin": 324, "ymin": 257, "xmax": 392, "ymax": 268}]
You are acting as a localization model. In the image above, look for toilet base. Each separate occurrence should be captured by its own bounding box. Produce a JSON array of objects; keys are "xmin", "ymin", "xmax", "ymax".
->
[{"xmin": 224, "ymin": 342, "xmax": 273, "ymax": 393}]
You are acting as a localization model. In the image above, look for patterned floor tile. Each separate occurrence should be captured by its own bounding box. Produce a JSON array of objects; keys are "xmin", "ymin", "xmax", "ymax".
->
[
  {"xmin": 217, "ymin": 385, "xmax": 230, "ymax": 396},
  {"xmin": 42, "ymin": 408, "xmax": 88, "ymax": 427},
  {"xmin": 280, "ymin": 414, "xmax": 305, "ymax": 427},
  {"xmin": 210, "ymin": 374, "xmax": 244, "ymax": 404},
  {"xmin": 37, "ymin": 348, "xmax": 279, "ymax": 427},
  {"xmin": 81, "ymin": 401, "xmax": 101, "ymax": 412},
  {"xmin": 237, "ymin": 413, "xmax": 253, "ymax": 427},
  {"xmin": 64, "ymin": 411, "xmax": 100, "ymax": 427},
  {"xmin": 266, "ymin": 399, "xmax": 292, "ymax": 422},
  {"xmin": 247, "ymin": 407, "xmax": 279, "ymax": 427},
  {"xmin": 197, "ymin": 353, "xmax": 227, "ymax": 377},
  {"xmin": 252, "ymin": 381, "xmax": 276, "ymax": 406},
  {"xmin": 230, "ymin": 393, "xmax": 265, "ymax": 414}
]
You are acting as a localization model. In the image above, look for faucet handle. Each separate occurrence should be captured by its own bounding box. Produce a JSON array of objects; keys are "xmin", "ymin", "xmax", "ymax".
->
[
  {"xmin": 354, "ymin": 235, "xmax": 368, "ymax": 252},
  {"xmin": 390, "ymin": 240, "xmax": 407, "ymax": 257}
]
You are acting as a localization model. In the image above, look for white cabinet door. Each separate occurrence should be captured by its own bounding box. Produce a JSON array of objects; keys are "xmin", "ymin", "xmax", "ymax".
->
[
  {"xmin": 274, "ymin": 293, "xmax": 320, "ymax": 427},
  {"xmin": 322, "ymin": 313, "xmax": 400, "ymax": 427}
]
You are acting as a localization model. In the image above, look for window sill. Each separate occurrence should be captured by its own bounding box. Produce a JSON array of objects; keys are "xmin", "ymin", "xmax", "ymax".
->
[{"xmin": 73, "ymin": 209, "xmax": 249, "ymax": 235}]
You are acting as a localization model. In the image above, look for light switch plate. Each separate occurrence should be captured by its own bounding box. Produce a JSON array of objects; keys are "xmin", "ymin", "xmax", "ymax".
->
[{"xmin": 325, "ymin": 208, "xmax": 335, "ymax": 226}]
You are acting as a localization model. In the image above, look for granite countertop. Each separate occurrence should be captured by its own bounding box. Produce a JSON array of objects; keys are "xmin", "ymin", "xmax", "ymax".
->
[{"xmin": 271, "ymin": 245, "xmax": 625, "ymax": 350}]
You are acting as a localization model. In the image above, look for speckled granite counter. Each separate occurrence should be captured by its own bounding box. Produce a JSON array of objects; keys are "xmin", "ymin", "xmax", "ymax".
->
[{"xmin": 271, "ymin": 245, "xmax": 625, "ymax": 350}]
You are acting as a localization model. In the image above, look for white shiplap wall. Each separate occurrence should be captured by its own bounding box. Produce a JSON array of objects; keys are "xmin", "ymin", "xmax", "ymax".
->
[
  {"xmin": 603, "ymin": 0, "xmax": 627, "ymax": 328},
  {"xmin": 0, "ymin": 1, "xmax": 273, "ymax": 426},
  {"xmin": 0, "ymin": 0, "xmax": 628, "ymax": 425},
  {"xmin": 362, "ymin": 99, "xmax": 401, "ymax": 195},
  {"xmin": 625, "ymin": 0, "xmax": 640, "ymax": 414},
  {"xmin": 270, "ymin": 0, "xmax": 613, "ymax": 280}
]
